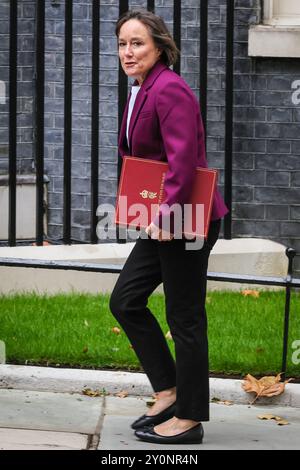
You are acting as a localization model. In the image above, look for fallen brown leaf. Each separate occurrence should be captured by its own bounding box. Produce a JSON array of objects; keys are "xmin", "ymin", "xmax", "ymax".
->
[
  {"xmin": 242, "ymin": 373, "xmax": 293, "ymax": 404},
  {"xmin": 111, "ymin": 327, "xmax": 121, "ymax": 335},
  {"xmin": 211, "ymin": 397, "xmax": 234, "ymax": 405},
  {"xmin": 211, "ymin": 397, "xmax": 221, "ymax": 403},
  {"xmin": 276, "ymin": 419, "xmax": 289, "ymax": 426},
  {"xmin": 82, "ymin": 388, "xmax": 105, "ymax": 397},
  {"xmin": 115, "ymin": 390, "xmax": 128, "ymax": 398},
  {"xmin": 241, "ymin": 289, "xmax": 260, "ymax": 297},
  {"xmin": 257, "ymin": 414, "xmax": 289, "ymax": 425},
  {"xmin": 210, "ymin": 397, "xmax": 221, "ymax": 403},
  {"xmin": 257, "ymin": 414, "xmax": 279, "ymax": 420}
]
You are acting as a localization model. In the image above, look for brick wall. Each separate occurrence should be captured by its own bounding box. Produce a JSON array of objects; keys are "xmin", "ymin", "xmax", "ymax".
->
[
  {"xmin": 0, "ymin": 0, "xmax": 299, "ymax": 273},
  {"xmin": 0, "ymin": 0, "xmax": 35, "ymax": 173}
]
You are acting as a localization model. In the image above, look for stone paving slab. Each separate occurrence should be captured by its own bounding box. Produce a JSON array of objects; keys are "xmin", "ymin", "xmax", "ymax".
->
[
  {"xmin": 0, "ymin": 389, "xmax": 103, "ymax": 434},
  {"xmin": 1, "ymin": 386, "xmax": 299, "ymax": 450},
  {"xmin": 0, "ymin": 427, "xmax": 88, "ymax": 450},
  {"xmin": 98, "ymin": 396, "xmax": 300, "ymax": 450}
]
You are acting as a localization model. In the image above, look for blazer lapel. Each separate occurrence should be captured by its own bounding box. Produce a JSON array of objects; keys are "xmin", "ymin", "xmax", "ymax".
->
[
  {"xmin": 127, "ymin": 88, "xmax": 147, "ymax": 153},
  {"xmin": 118, "ymin": 97, "xmax": 130, "ymax": 156}
]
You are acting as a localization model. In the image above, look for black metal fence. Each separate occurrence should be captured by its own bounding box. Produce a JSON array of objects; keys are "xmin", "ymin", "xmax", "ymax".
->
[
  {"xmin": 0, "ymin": 247, "xmax": 299, "ymax": 378},
  {"xmin": 6, "ymin": 0, "xmax": 235, "ymax": 246},
  {"xmin": 3, "ymin": 1, "xmax": 300, "ymax": 378}
]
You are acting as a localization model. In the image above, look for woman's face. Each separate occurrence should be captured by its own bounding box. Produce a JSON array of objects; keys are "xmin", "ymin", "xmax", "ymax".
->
[{"xmin": 118, "ymin": 19, "xmax": 161, "ymax": 85}]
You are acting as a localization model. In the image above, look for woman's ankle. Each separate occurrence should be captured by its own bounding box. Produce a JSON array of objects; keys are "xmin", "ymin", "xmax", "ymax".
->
[{"xmin": 146, "ymin": 389, "xmax": 176, "ymax": 416}]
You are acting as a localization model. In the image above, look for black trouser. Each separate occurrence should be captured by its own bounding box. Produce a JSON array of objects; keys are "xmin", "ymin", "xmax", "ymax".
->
[{"xmin": 109, "ymin": 219, "xmax": 221, "ymax": 421}]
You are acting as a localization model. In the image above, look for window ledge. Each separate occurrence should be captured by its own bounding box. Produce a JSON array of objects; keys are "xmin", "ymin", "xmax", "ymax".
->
[{"xmin": 248, "ymin": 25, "xmax": 300, "ymax": 58}]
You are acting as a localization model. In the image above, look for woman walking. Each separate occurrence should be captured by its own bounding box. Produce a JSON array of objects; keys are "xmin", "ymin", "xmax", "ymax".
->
[{"xmin": 110, "ymin": 8, "xmax": 228, "ymax": 445}]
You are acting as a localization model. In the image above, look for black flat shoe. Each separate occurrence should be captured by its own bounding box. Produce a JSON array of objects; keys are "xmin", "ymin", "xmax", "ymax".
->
[
  {"xmin": 130, "ymin": 402, "xmax": 176, "ymax": 430},
  {"xmin": 134, "ymin": 422, "xmax": 204, "ymax": 445}
]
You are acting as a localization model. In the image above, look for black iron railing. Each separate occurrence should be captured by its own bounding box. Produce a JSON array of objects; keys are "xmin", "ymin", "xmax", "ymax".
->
[
  {"xmin": 6, "ymin": 0, "xmax": 235, "ymax": 245},
  {"xmin": 8, "ymin": 0, "xmax": 17, "ymax": 247},
  {"xmin": 0, "ymin": 247, "xmax": 298, "ymax": 379}
]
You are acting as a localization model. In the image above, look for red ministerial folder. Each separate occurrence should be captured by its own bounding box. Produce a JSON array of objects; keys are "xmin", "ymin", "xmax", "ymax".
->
[{"xmin": 115, "ymin": 156, "xmax": 217, "ymax": 238}]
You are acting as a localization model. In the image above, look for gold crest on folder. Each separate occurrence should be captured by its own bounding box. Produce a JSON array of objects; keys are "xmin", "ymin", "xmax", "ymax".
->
[{"xmin": 139, "ymin": 190, "xmax": 158, "ymax": 199}]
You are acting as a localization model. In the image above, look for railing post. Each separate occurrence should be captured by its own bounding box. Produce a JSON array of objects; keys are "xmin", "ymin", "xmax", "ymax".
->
[
  {"xmin": 224, "ymin": 0, "xmax": 235, "ymax": 240},
  {"xmin": 35, "ymin": 0, "xmax": 45, "ymax": 246},
  {"xmin": 199, "ymin": 0, "xmax": 208, "ymax": 134},
  {"xmin": 63, "ymin": 0, "xmax": 73, "ymax": 244},
  {"xmin": 90, "ymin": 0, "xmax": 100, "ymax": 244},
  {"xmin": 116, "ymin": 0, "xmax": 129, "ymax": 244},
  {"xmin": 8, "ymin": 0, "xmax": 18, "ymax": 247},
  {"xmin": 173, "ymin": 0, "xmax": 181, "ymax": 76},
  {"xmin": 281, "ymin": 247, "xmax": 296, "ymax": 380}
]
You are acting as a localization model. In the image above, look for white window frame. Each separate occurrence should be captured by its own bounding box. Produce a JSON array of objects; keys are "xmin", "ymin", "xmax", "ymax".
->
[
  {"xmin": 264, "ymin": 0, "xmax": 300, "ymax": 26},
  {"xmin": 248, "ymin": 0, "xmax": 300, "ymax": 57}
]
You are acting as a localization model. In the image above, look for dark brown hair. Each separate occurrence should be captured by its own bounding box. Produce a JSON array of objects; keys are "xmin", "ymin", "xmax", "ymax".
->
[{"xmin": 115, "ymin": 9, "xmax": 180, "ymax": 67}]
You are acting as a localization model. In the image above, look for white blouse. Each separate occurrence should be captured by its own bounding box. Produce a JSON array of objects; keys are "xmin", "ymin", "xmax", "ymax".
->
[{"xmin": 126, "ymin": 85, "xmax": 141, "ymax": 146}]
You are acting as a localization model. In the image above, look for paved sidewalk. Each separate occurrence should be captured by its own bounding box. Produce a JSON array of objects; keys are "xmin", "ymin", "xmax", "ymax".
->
[
  {"xmin": 1, "ymin": 390, "xmax": 300, "ymax": 450},
  {"xmin": 99, "ymin": 396, "xmax": 300, "ymax": 450},
  {"xmin": 0, "ymin": 388, "xmax": 103, "ymax": 450},
  {"xmin": 0, "ymin": 365, "xmax": 299, "ymax": 450}
]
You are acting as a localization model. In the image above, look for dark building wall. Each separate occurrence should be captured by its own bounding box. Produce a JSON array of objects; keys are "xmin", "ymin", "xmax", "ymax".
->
[
  {"xmin": 0, "ymin": 0, "xmax": 35, "ymax": 174},
  {"xmin": 0, "ymin": 0, "xmax": 299, "ymax": 273}
]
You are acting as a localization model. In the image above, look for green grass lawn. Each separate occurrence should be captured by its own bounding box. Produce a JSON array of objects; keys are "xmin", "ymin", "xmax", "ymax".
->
[{"xmin": 0, "ymin": 290, "xmax": 299, "ymax": 378}]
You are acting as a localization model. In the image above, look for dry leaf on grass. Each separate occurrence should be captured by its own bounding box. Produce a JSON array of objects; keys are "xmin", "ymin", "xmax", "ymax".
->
[
  {"xmin": 111, "ymin": 327, "xmax": 121, "ymax": 335},
  {"xmin": 241, "ymin": 289, "xmax": 260, "ymax": 297},
  {"xmin": 257, "ymin": 414, "xmax": 289, "ymax": 425},
  {"xmin": 242, "ymin": 373, "xmax": 293, "ymax": 404},
  {"xmin": 165, "ymin": 331, "xmax": 173, "ymax": 340}
]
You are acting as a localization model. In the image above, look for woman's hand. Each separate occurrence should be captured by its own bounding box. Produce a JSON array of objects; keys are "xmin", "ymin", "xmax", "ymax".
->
[{"xmin": 145, "ymin": 222, "xmax": 174, "ymax": 241}]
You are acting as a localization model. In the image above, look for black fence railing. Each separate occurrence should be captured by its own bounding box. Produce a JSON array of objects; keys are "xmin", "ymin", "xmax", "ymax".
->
[
  {"xmin": 8, "ymin": 0, "xmax": 17, "ymax": 247},
  {"xmin": 0, "ymin": 247, "xmax": 299, "ymax": 379},
  {"xmin": 6, "ymin": 0, "xmax": 235, "ymax": 246}
]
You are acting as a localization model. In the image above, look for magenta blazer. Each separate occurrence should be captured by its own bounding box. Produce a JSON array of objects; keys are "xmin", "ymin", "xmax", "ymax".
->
[{"xmin": 118, "ymin": 59, "xmax": 229, "ymax": 229}]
